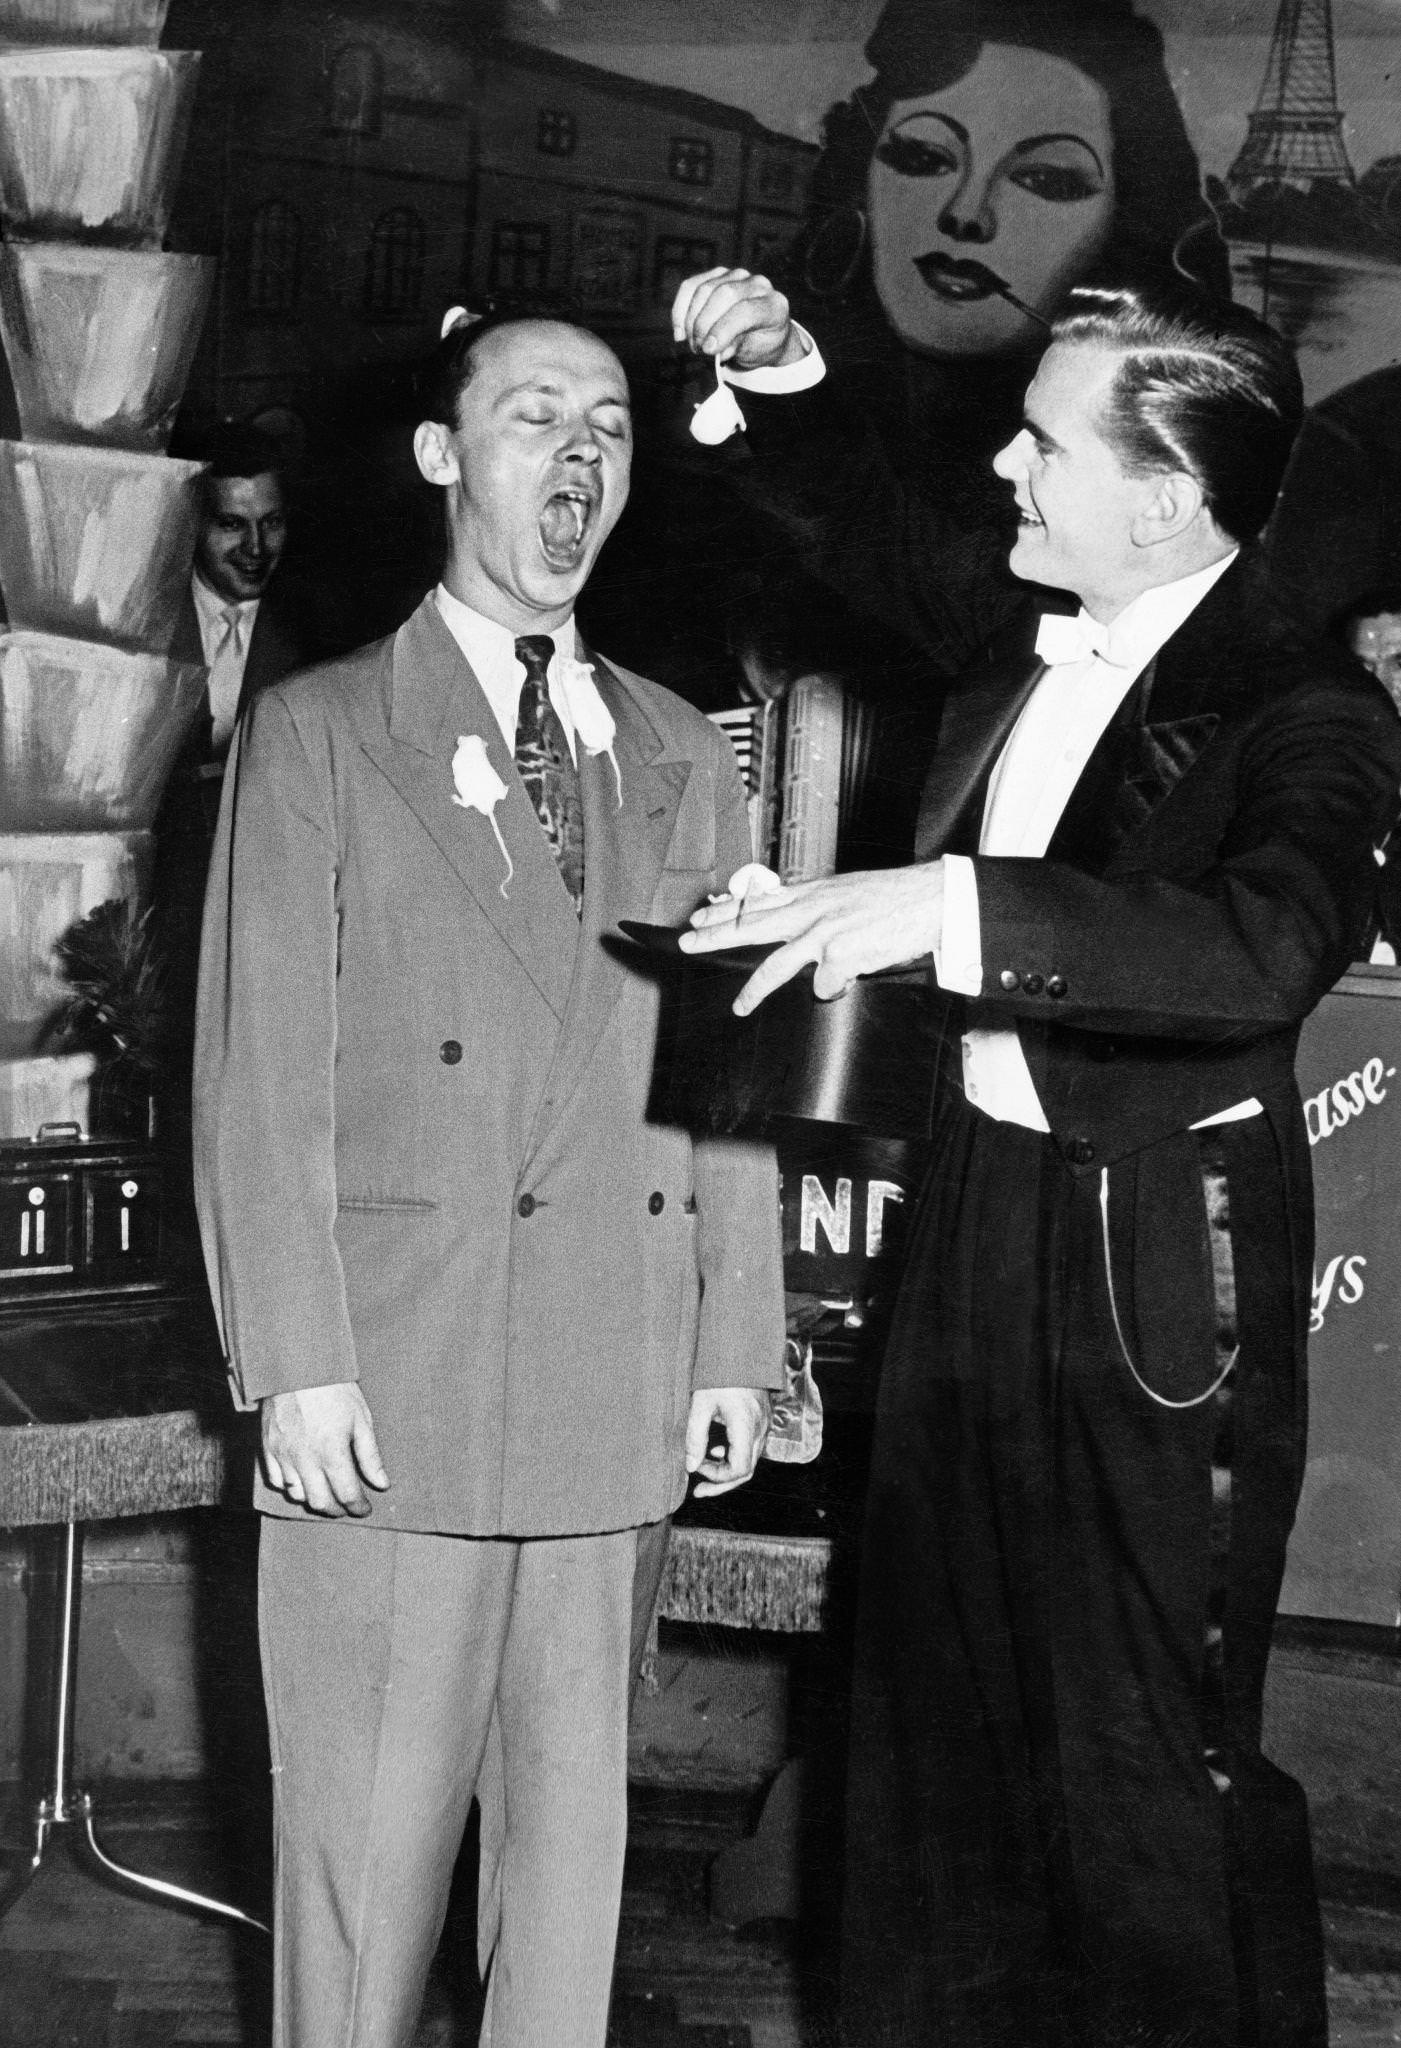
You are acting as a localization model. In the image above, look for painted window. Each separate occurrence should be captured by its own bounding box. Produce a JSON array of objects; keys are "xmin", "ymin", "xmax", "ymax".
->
[
  {"xmin": 246, "ymin": 200, "xmax": 303, "ymax": 317},
  {"xmin": 488, "ymin": 221, "xmax": 551, "ymax": 296},
  {"xmin": 537, "ymin": 108, "xmax": 577, "ymax": 158},
  {"xmin": 364, "ymin": 206, "xmax": 426, "ymax": 319},
  {"xmin": 653, "ymin": 234, "xmax": 718, "ymax": 302},
  {"xmin": 325, "ymin": 43, "xmax": 384, "ymax": 138},
  {"xmin": 669, "ymin": 137, "xmax": 714, "ymax": 188}
]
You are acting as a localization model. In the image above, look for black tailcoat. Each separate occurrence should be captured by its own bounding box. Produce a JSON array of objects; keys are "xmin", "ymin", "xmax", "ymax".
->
[{"xmin": 743, "ymin": 380, "xmax": 1401, "ymax": 2048}]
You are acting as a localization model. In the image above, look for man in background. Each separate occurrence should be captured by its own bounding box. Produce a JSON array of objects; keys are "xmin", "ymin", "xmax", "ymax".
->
[
  {"xmin": 174, "ymin": 421, "xmax": 304, "ymax": 792},
  {"xmin": 1334, "ymin": 591, "xmax": 1401, "ymax": 959},
  {"xmin": 151, "ymin": 424, "xmax": 308, "ymax": 1159},
  {"xmin": 1336, "ymin": 587, "xmax": 1401, "ymax": 712}
]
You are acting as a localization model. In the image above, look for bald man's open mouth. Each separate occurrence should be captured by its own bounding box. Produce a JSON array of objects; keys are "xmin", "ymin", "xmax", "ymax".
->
[{"xmin": 538, "ymin": 483, "xmax": 598, "ymax": 569}]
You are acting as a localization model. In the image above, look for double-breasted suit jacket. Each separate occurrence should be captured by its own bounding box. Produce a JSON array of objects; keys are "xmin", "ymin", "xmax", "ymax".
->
[{"xmin": 194, "ymin": 594, "xmax": 784, "ymax": 1537}]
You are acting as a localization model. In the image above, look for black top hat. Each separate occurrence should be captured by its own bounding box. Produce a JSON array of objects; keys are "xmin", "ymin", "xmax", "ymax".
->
[{"xmin": 619, "ymin": 922, "xmax": 941, "ymax": 1143}]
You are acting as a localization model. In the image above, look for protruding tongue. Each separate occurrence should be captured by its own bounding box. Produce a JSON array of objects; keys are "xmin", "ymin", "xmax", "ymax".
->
[{"xmin": 539, "ymin": 496, "xmax": 583, "ymax": 560}]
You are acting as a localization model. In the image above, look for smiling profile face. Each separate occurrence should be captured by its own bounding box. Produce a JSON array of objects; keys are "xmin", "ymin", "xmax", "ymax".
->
[
  {"xmin": 993, "ymin": 341, "xmax": 1156, "ymax": 620},
  {"xmin": 415, "ymin": 319, "xmax": 632, "ymax": 634},
  {"xmin": 868, "ymin": 42, "xmax": 1116, "ymax": 359}
]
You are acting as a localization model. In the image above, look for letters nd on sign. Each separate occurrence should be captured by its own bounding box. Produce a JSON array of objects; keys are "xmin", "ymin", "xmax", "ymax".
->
[{"xmin": 776, "ymin": 1129, "xmax": 925, "ymax": 1304}]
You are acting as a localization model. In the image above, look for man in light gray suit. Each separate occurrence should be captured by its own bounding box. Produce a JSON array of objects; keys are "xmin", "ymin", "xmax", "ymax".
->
[{"xmin": 194, "ymin": 311, "xmax": 785, "ymax": 2048}]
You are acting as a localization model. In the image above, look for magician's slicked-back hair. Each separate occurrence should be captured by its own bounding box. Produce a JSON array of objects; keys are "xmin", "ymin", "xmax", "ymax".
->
[{"xmin": 1053, "ymin": 284, "xmax": 1304, "ymax": 542}]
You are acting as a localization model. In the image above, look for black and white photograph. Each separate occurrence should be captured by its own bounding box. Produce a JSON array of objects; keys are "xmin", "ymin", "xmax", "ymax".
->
[{"xmin": 3, "ymin": 3, "xmax": 1401, "ymax": 2044}]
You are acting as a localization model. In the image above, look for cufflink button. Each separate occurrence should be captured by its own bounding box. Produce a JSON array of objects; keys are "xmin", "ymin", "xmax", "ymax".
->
[
  {"xmin": 648, "ymin": 1191, "xmax": 666, "ymax": 1215},
  {"xmin": 1021, "ymin": 972, "xmax": 1044, "ymax": 996},
  {"xmin": 439, "ymin": 1039, "xmax": 463, "ymax": 1065},
  {"xmin": 1066, "ymin": 1137, "xmax": 1096, "ymax": 1166},
  {"xmin": 1046, "ymin": 976, "xmax": 1068, "ymax": 999},
  {"xmin": 517, "ymin": 1192, "xmax": 537, "ymax": 1218},
  {"xmin": 998, "ymin": 969, "xmax": 1019, "ymax": 992}
]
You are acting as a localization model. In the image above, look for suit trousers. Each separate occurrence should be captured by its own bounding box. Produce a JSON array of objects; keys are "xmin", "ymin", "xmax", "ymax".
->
[
  {"xmin": 259, "ymin": 1515, "xmax": 668, "ymax": 2048},
  {"xmin": 841, "ymin": 1088, "xmax": 1325, "ymax": 2048}
]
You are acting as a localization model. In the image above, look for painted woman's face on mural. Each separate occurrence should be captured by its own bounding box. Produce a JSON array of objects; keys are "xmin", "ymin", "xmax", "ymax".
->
[{"xmin": 868, "ymin": 43, "xmax": 1116, "ymax": 358}]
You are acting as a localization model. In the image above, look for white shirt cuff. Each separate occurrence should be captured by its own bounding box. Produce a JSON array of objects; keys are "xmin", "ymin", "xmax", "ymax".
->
[
  {"xmin": 934, "ymin": 853, "xmax": 982, "ymax": 995},
  {"xmin": 724, "ymin": 324, "xmax": 825, "ymax": 393}
]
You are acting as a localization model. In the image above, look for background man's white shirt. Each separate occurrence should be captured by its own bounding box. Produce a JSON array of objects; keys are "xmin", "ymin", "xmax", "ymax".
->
[{"xmin": 192, "ymin": 573, "xmax": 262, "ymax": 751}]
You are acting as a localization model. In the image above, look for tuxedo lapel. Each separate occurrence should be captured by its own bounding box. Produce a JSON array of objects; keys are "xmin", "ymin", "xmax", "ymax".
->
[
  {"xmin": 1050, "ymin": 556, "xmax": 1266, "ymax": 861},
  {"xmin": 1047, "ymin": 662, "xmax": 1223, "ymax": 866},
  {"xmin": 1045, "ymin": 666, "xmax": 1221, "ymax": 867},
  {"xmin": 1113, "ymin": 701, "xmax": 1221, "ymax": 840},
  {"xmin": 360, "ymin": 597, "xmax": 578, "ymax": 1020},
  {"xmin": 527, "ymin": 654, "xmax": 690, "ymax": 1146},
  {"xmin": 914, "ymin": 650, "xmax": 1044, "ymax": 858}
]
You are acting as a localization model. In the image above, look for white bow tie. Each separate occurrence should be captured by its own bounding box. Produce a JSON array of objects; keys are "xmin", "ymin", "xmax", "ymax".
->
[{"xmin": 1035, "ymin": 611, "xmax": 1121, "ymax": 667}]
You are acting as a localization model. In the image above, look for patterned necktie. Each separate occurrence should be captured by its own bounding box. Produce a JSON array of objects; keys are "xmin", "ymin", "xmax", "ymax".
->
[{"xmin": 513, "ymin": 634, "xmax": 585, "ymax": 910}]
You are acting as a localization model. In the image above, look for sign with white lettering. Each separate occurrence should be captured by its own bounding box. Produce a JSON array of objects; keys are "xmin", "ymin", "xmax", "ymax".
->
[
  {"xmin": 1285, "ymin": 965, "xmax": 1401, "ymax": 1625},
  {"xmin": 777, "ymin": 1128, "xmax": 923, "ymax": 1306}
]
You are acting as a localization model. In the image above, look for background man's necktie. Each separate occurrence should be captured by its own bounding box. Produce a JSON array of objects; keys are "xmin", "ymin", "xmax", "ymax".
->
[
  {"xmin": 207, "ymin": 603, "xmax": 253, "ymax": 751},
  {"xmin": 514, "ymin": 634, "xmax": 585, "ymax": 910}
]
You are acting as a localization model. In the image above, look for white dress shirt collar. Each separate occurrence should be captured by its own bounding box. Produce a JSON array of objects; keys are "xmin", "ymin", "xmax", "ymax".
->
[
  {"xmin": 433, "ymin": 585, "xmax": 579, "ymax": 760},
  {"xmin": 1052, "ymin": 549, "xmax": 1239, "ymax": 675},
  {"xmin": 192, "ymin": 571, "xmax": 260, "ymax": 654}
]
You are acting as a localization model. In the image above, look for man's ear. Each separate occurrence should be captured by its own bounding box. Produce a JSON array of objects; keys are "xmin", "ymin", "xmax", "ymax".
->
[
  {"xmin": 413, "ymin": 419, "xmax": 458, "ymax": 489},
  {"xmin": 1130, "ymin": 469, "xmax": 1204, "ymax": 549}
]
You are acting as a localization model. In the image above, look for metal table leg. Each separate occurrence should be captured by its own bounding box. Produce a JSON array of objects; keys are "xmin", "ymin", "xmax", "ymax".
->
[{"xmin": 0, "ymin": 1521, "xmax": 267, "ymax": 1933}]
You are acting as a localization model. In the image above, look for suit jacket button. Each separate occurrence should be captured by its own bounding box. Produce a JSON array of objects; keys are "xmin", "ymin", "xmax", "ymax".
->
[
  {"xmin": 998, "ymin": 969, "xmax": 1019, "ymax": 992},
  {"xmin": 1046, "ymin": 976, "xmax": 1068, "ymax": 999},
  {"xmin": 1021, "ymin": 972, "xmax": 1044, "ymax": 995},
  {"xmin": 439, "ymin": 1039, "xmax": 463, "ymax": 1064},
  {"xmin": 1066, "ymin": 1137, "xmax": 1096, "ymax": 1166},
  {"xmin": 517, "ymin": 1192, "xmax": 537, "ymax": 1218},
  {"xmin": 648, "ymin": 1191, "xmax": 665, "ymax": 1215}
]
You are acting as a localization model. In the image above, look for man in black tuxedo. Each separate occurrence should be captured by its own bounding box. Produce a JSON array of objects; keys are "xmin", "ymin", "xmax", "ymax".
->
[{"xmin": 674, "ymin": 273, "xmax": 1401, "ymax": 2047}]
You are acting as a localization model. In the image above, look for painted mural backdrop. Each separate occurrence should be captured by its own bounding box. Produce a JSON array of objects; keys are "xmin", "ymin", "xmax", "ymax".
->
[
  {"xmin": 513, "ymin": 0, "xmax": 1400, "ymax": 406},
  {"xmin": 510, "ymin": 0, "xmax": 1401, "ymax": 634}
]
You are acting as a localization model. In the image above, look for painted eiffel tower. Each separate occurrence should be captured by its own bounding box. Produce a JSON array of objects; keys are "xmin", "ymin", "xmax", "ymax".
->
[{"xmin": 1227, "ymin": 0, "xmax": 1354, "ymax": 201}]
